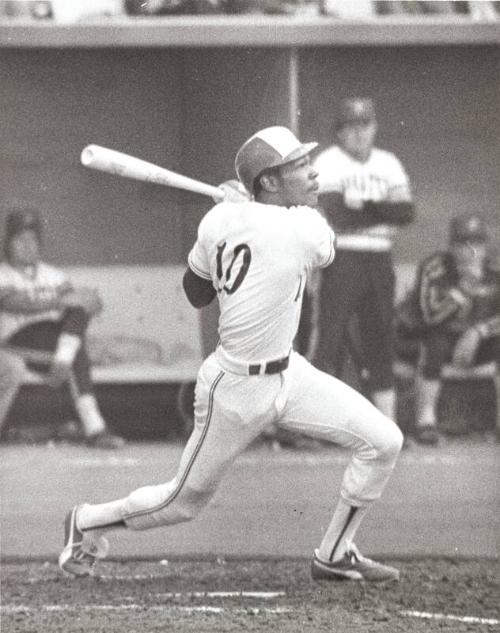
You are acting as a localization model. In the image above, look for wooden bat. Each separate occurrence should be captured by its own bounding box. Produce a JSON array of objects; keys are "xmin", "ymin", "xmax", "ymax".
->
[{"xmin": 80, "ymin": 144, "xmax": 225, "ymax": 201}]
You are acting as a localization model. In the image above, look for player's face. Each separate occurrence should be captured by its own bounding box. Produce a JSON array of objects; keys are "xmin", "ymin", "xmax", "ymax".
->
[
  {"xmin": 276, "ymin": 155, "xmax": 319, "ymax": 207},
  {"xmin": 8, "ymin": 230, "xmax": 40, "ymax": 267},
  {"xmin": 337, "ymin": 120, "xmax": 377, "ymax": 161}
]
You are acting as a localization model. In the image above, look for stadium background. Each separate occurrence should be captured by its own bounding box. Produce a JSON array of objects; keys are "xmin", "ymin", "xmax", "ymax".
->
[
  {"xmin": 1, "ymin": 25, "xmax": 499, "ymax": 367},
  {"xmin": 0, "ymin": 14, "xmax": 499, "ymax": 632}
]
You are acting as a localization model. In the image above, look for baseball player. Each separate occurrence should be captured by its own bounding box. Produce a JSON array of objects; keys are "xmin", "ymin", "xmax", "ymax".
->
[
  {"xmin": 59, "ymin": 126, "xmax": 403, "ymax": 582},
  {"xmin": 395, "ymin": 213, "xmax": 500, "ymax": 444},
  {"xmin": 310, "ymin": 97, "xmax": 415, "ymax": 422},
  {"xmin": 0, "ymin": 208, "xmax": 125, "ymax": 448}
]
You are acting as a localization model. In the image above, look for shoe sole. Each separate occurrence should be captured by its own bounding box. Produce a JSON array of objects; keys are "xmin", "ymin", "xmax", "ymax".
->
[{"xmin": 311, "ymin": 559, "xmax": 399, "ymax": 583}]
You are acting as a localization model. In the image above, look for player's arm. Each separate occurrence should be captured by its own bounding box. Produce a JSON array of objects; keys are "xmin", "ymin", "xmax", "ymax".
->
[
  {"xmin": 183, "ymin": 267, "xmax": 216, "ymax": 309},
  {"xmin": 417, "ymin": 254, "xmax": 465, "ymax": 326},
  {"xmin": 318, "ymin": 191, "xmax": 407, "ymax": 229},
  {"xmin": 319, "ymin": 192, "xmax": 415, "ymax": 229}
]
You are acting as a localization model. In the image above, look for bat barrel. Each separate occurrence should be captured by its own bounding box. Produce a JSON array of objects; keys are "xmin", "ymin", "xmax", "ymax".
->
[{"xmin": 80, "ymin": 144, "xmax": 225, "ymax": 201}]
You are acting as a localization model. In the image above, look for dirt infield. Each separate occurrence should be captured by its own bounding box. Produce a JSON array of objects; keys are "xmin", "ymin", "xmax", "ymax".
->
[{"xmin": 2, "ymin": 558, "xmax": 499, "ymax": 632}]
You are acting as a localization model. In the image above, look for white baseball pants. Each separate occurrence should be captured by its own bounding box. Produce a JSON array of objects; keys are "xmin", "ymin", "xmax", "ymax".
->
[{"xmin": 122, "ymin": 350, "xmax": 403, "ymax": 530}]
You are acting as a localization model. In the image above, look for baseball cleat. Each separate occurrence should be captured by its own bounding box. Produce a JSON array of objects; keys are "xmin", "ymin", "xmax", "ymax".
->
[
  {"xmin": 58, "ymin": 505, "xmax": 109, "ymax": 578},
  {"xmin": 311, "ymin": 546, "xmax": 400, "ymax": 582}
]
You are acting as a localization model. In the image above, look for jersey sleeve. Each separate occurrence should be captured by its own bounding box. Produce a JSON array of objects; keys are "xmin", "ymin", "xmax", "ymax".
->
[
  {"xmin": 187, "ymin": 215, "xmax": 212, "ymax": 281},
  {"xmin": 295, "ymin": 206, "xmax": 336, "ymax": 270}
]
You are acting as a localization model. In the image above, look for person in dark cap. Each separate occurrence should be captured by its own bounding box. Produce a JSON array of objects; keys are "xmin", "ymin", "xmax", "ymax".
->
[
  {"xmin": 0, "ymin": 208, "xmax": 125, "ymax": 448},
  {"xmin": 308, "ymin": 97, "xmax": 415, "ymax": 428},
  {"xmin": 395, "ymin": 212, "xmax": 500, "ymax": 444}
]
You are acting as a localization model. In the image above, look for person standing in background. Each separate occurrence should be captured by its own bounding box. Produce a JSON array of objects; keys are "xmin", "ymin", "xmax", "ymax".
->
[{"xmin": 310, "ymin": 97, "xmax": 415, "ymax": 423}]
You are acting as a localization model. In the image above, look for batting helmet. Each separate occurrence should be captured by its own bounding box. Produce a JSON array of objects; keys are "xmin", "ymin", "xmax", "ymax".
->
[
  {"xmin": 335, "ymin": 97, "xmax": 376, "ymax": 130},
  {"xmin": 3, "ymin": 208, "xmax": 42, "ymax": 260},
  {"xmin": 449, "ymin": 213, "xmax": 487, "ymax": 244},
  {"xmin": 235, "ymin": 126, "xmax": 318, "ymax": 196}
]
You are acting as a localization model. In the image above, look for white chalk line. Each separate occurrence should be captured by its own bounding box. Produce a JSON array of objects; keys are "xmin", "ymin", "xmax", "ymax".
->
[
  {"xmin": 3, "ymin": 604, "xmax": 497, "ymax": 623},
  {"xmin": 155, "ymin": 591, "xmax": 286, "ymax": 599},
  {"xmin": 1, "ymin": 604, "xmax": 290, "ymax": 615},
  {"xmin": 400, "ymin": 610, "xmax": 499, "ymax": 626}
]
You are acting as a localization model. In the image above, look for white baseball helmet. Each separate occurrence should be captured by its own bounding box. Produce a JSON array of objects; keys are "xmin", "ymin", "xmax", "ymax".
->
[{"xmin": 235, "ymin": 126, "xmax": 318, "ymax": 195}]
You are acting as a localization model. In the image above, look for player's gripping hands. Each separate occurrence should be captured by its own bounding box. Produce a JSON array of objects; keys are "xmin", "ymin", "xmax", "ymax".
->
[{"xmin": 214, "ymin": 179, "xmax": 250, "ymax": 203}]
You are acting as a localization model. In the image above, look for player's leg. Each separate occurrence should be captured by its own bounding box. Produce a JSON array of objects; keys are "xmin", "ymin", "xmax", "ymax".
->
[
  {"xmin": 60, "ymin": 356, "xmax": 281, "ymax": 575},
  {"xmin": 67, "ymin": 352, "xmax": 125, "ymax": 449},
  {"xmin": 313, "ymin": 251, "xmax": 362, "ymax": 377},
  {"xmin": 358, "ymin": 252, "xmax": 396, "ymax": 420},
  {"xmin": 414, "ymin": 332, "xmax": 455, "ymax": 445},
  {"xmin": 0, "ymin": 351, "xmax": 25, "ymax": 436},
  {"xmin": 47, "ymin": 307, "xmax": 91, "ymax": 385},
  {"xmin": 7, "ymin": 316, "xmax": 123, "ymax": 447},
  {"xmin": 279, "ymin": 353, "xmax": 403, "ymax": 581},
  {"xmin": 57, "ymin": 309, "xmax": 124, "ymax": 446}
]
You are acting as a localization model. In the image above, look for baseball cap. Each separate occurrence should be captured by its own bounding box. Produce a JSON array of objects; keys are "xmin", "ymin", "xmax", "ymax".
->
[
  {"xmin": 335, "ymin": 97, "xmax": 376, "ymax": 129},
  {"xmin": 235, "ymin": 126, "xmax": 318, "ymax": 195},
  {"xmin": 449, "ymin": 213, "xmax": 487, "ymax": 244}
]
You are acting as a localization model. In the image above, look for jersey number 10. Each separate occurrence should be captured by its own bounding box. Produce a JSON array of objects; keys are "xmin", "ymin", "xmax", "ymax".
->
[{"xmin": 216, "ymin": 241, "xmax": 252, "ymax": 295}]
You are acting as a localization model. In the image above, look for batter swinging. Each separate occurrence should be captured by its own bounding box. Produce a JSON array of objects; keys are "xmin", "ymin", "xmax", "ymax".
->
[{"xmin": 59, "ymin": 126, "xmax": 403, "ymax": 582}]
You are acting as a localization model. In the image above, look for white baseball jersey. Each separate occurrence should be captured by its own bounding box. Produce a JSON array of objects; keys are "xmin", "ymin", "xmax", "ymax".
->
[
  {"xmin": 313, "ymin": 145, "xmax": 410, "ymax": 252},
  {"xmin": 188, "ymin": 200, "xmax": 335, "ymax": 362},
  {"xmin": 0, "ymin": 261, "xmax": 68, "ymax": 341}
]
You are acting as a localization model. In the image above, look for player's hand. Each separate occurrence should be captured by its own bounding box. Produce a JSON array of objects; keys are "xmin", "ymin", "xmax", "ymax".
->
[
  {"xmin": 215, "ymin": 179, "xmax": 250, "ymax": 203},
  {"xmin": 60, "ymin": 287, "xmax": 103, "ymax": 316},
  {"xmin": 451, "ymin": 326, "xmax": 482, "ymax": 368},
  {"xmin": 343, "ymin": 189, "xmax": 364, "ymax": 210}
]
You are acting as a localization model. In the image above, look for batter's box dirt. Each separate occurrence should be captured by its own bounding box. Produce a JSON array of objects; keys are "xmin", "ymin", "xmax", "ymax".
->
[{"xmin": 1, "ymin": 558, "xmax": 498, "ymax": 633}]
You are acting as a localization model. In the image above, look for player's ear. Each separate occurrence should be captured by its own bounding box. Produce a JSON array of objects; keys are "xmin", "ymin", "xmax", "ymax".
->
[{"xmin": 260, "ymin": 173, "xmax": 279, "ymax": 193}]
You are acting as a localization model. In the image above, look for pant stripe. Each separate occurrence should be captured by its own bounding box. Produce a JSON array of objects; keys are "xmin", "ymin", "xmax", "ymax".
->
[
  {"xmin": 329, "ymin": 505, "xmax": 358, "ymax": 561},
  {"xmin": 123, "ymin": 370, "xmax": 225, "ymax": 521}
]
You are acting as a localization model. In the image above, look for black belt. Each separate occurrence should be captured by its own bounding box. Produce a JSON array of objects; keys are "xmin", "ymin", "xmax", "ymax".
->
[{"xmin": 248, "ymin": 356, "xmax": 289, "ymax": 376}]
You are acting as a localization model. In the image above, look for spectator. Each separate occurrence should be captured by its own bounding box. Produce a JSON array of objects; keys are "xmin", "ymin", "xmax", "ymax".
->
[
  {"xmin": 0, "ymin": 208, "xmax": 125, "ymax": 448},
  {"xmin": 395, "ymin": 213, "xmax": 500, "ymax": 445},
  {"xmin": 309, "ymin": 97, "xmax": 415, "ymax": 423}
]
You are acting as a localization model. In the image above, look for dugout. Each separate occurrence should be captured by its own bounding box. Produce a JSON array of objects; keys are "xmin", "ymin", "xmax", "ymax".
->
[{"xmin": 0, "ymin": 15, "xmax": 499, "ymax": 438}]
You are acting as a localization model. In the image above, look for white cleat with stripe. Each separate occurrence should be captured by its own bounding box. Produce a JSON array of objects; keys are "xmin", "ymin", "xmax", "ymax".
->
[
  {"xmin": 311, "ymin": 545, "xmax": 399, "ymax": 582},
  {"xmin": 58, "ymin": 505, "xmax": 109, "ymax": 578}
]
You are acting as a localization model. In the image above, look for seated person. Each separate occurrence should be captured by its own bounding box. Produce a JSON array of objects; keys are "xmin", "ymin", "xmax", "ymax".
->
[
  {"xmin": 0, "ymin": 208, "xmax": 125, "ymax": 449},
  {"xmin": 395, "ymin": 213, "xmax": 500, "ymax": 445}
]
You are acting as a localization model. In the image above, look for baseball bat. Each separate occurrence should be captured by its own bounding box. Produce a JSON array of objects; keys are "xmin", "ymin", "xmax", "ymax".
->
[{"xmin": 80, "ymin": 144, "xmax": 225, "ymax": 201}]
